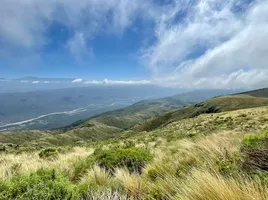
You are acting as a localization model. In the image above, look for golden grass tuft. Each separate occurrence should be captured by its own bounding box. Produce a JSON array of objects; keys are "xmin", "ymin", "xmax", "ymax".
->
[
  {"xmin": 80, "ymin": 165, "xmax": 113, "ymax": 188},
  {"xmin": 177, "ymin": 169, "xmax": 268, "ymax": 200},
  {"xmin": 114, "ymin": 168, "xmax": 148, "ymax": 198}
]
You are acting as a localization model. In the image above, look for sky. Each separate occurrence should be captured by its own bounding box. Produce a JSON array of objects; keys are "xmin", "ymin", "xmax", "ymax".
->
[{"xmin": 0, "ymin": 0, "xmax": 268, "ymax": 89}]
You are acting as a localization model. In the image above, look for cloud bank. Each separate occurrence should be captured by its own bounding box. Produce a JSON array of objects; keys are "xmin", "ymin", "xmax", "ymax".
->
[
  {"xmin": 71, "ymin": 78, "xmax": 83, "ymax": 83},
  {"xmin": 84, "ymin": 79, "xmax": 151, "ymax": 85},
  {"xmin": 142, "ymin": 0, "xmax": 268, "ymax": 89}
]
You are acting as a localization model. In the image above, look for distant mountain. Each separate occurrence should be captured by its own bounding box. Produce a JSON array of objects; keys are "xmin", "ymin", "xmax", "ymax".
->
[
  {"xmin": 0, "ymin": 88, "xmax": 240, "ymax": 146},
  {"xmin": 0, "ymin": 85, "xmax": 186, "ymax": 130},
  {"xmin": 0, "ymin": 95, "xmax": 190, "ymax": 146},
  {"xmin": 15, "ymin": 76, "xmax": 74, "ymax": 82}
]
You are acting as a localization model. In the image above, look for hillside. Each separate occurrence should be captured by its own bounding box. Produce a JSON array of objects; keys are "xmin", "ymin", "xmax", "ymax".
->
[
  {"xmin": 1, "ymin": 101, "xmax": 268, "ymax": 199},
  {"xmin": 0, "ymin": 96, "xmax": 190, "ymax": 146},
  {"xmin": 137, "ymin": 93, "xmax": 268, "ymax": 132},
  {"xmin": 1, "ymin": 89, "xmax": 238, "ymax": 146},
  {"xmin": 0, "ymin": 89, "xmax": 266, "ymax": 146},
  {"xmin": 59, "ymin": 89, "xmax": 236, "ymax": 132},
  {"xmin": 238, "ymin": 87, "xmax": 268, "ymax": 97}
]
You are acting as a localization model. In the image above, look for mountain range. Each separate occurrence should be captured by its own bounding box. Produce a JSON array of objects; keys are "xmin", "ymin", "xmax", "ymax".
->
[{"xmin": 1, "ymin": 87, "xmax": 266, "ymax": 146}]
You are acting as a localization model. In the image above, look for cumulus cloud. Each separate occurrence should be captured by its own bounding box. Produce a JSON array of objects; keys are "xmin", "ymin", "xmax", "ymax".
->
[
  {"xmin": 84, "ymin": 79, "xmax": 151, "ymax": 85},
  {"xmin": 142, "ymin": 0, "xmax": 268, "ymax": 89},
  {"xmin": 32, "ymin": 81, "xmax": 39, "ymax": 84},
  {"xmin": 72, "ymin": 78, "xmax": 83, "ymax": 83},
  {"xmin": 0, "ymin": 0, "xmax": 159, "ymax": 61}
]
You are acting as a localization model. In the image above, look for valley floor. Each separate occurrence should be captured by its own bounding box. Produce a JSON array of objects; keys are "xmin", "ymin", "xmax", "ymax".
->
[{"xmin": 1, "ymin": 106, "xmax": 268, "ymax": 199}]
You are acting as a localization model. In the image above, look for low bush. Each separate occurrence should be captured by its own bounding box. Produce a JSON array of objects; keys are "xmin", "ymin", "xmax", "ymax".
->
[
  {"xmin": 39, "ymin": 147, "xmax": 73, "ymax": 159},
  {"xmin": 39, "ymin": 147, "xmax": 58, "ymax": 159},
  {"xmin": 0, "ymin": 168, "xmax": 79, "ymax": 200},
  {"xmin": 94, "ymin": 147, "xmax": 152, "ymax": 173}
]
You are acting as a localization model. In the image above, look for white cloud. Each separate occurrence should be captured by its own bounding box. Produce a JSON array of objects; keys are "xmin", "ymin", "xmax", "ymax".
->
[
  {"xmin": 0, "ymin": 0, "xmax": 159, "ymax": 61},
  {"xmin": 84, "ymin": 79, "xmax": 151, "ymax": 85},
  {"xmin": 67, "ymin": 32, "xmax": 92, "ymax": 61},
  {"xmin": 72, "ymin": 78, "xmax": 83, "ymax": 83},
  {"xmin": 43, "ymin": 81, "xmax": 50, "ymax": 84},
  {"xmin": 32, "ymin": 81, "xmax": 39, "ymax": 84},
  {"xmin": 142, "ymin": 0, "xmax": 268, "ymax": 89}
]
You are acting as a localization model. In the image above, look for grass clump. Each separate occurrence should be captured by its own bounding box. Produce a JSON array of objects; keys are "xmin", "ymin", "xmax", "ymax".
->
[
  {"xmin": 78, "ymin": 165, "xmax": 117, "ymax": 194},
  {"xmin": 0, "ymin": 168, "xmax": 79, "ymax": 200},
  {"xmin": 177, "ymin": 169, "xmax": 268, "ymax": 200},
  {"xmin": 241, "ymin": 130, "xmax": 268, "ymax": 171},
  {"xmin": 69, "ymin": 155, "xmax": 95, "ymax": 182},
  {"xmin": 94, "ymin": 147, "xmax": 152, "ymax": 173},
  {"xmin": 115, "ymin": 168, "xmax": 148, "ymax": 198}
]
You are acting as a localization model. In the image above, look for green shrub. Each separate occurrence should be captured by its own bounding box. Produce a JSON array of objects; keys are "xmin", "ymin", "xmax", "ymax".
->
[
  {"xmin": 39, "ymin": 147, "xmax": 58, "ymax": 159},
  {"xmin": 57, "ymin": 146, "xmax": 73, "ymax": 154},
  {"xmin": 0, "ymin": 168, "xmax": 79, "ymax": 200},
  {"xmin": 94, "ymin": 147, "xmax": 152, "ymax": 173},
  {"xmin": 69, "ymin": 156, "xmax": 95, "ymax": 182}
]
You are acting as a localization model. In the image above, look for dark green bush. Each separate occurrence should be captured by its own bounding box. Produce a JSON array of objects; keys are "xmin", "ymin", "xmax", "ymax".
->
[
  {"xmin": 39, "ymin": 147, "xmax": 58, "ymax": 159},
  {"xmin": 94, "ymin": 147, "xmax": 152, "ymax": 173},
  {"xmin": 0, "ymin": 168, "xmax": 79, "ymax": 200}
]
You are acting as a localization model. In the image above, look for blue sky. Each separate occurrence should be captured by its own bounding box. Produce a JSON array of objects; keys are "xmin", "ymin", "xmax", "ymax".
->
[
  {"xmin": 0, "ymin": 0, "xmax": 268, "ymax": 88},
  {"xmin": 1, "ymin": 16, "xmax": 152, "ymax": 80}
]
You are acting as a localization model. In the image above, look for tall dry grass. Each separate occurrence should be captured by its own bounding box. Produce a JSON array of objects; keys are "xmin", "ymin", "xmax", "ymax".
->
[
  {"xmin": 0, "ymin": 147, "xmax": 93, "ymax": 180},
  {"xmin": 1, "ymin": 125, "xmax": 268, "ymax": 200},
  {"xmin": 176, "ymin": 169, "xmax": 268, "ymax": 200},
  {"xmin": 115, "ymin": 168, "xmax": 148, "ymax": 198}
]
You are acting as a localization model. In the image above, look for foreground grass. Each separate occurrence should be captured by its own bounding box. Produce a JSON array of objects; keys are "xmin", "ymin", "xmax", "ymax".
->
[{"xmin": 1, "ymin": 107, "xmax": 268, "ymax": 199}]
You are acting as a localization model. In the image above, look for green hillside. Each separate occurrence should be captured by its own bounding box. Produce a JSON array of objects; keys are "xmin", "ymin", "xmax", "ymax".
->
[
  {"xmin": 238, "ymin": 87, "xmax": 268, "ymax": 97},
  {"xmin": 137, "ymin": 94, "xmax": 268, "ymax": 132},
  {"xmin": 1, "ymin": 96, "xmax": 268, "ymax": 199},
  {"xmin": 59, "ymin": 89, "xmax": 234, "ymax": 131}
]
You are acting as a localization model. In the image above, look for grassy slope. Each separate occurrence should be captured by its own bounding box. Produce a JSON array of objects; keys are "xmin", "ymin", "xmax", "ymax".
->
[
  {"xmin": 136, "ymin": 94, "xmax": 268, "ymax": 131},
  {"xmin": 1, "ymin": 105, "xmax": 268, "ymax": 199},
  {"xmin": 59, "ymin": 89, "xmax": 233, "ymax": 132},
  {"xmin": 238, "ymin": 87, "xmax": 268, "ymax": 97}
]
